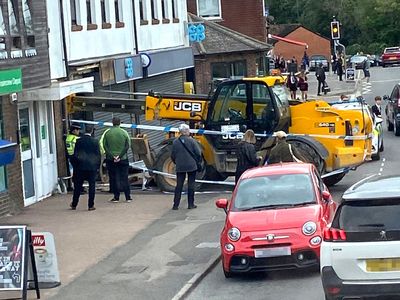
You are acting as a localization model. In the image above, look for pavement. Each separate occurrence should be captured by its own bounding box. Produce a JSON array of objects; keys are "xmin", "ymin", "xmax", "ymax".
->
[{"xmin": 0, "ymin": 187, "xmax": 228, "ymax": 300}]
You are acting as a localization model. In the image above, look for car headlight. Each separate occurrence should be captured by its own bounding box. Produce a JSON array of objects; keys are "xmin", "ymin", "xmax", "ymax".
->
[
  {"xmin": 302, "ymin": 222, "xmax": 317, "ymax": 236},
  {"xmin": 227, "ymin": 227, "xmax": 241, "ymax": 242}
]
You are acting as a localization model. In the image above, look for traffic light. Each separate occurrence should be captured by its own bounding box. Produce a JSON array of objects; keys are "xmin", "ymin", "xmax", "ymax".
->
[{"xmin": 331, "ymin": 21, "xmax": 340, "ymax": 40}]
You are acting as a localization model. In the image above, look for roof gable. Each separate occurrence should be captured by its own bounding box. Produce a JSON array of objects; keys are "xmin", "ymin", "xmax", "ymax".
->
[
  {"xmin": 188, "ymin": 13, "xmax": 272, "ymax": 56},
  {"xmin": 269, "ymin": 24, "xmax": 330, "ymax": 43}
]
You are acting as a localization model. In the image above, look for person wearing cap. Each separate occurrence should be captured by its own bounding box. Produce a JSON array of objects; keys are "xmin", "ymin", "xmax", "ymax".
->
[
  {"xmin": 171, "ymin": 123, "xmax": 201, "ymax": 210},
  {"xmin": 103, "ymin": 117, "xmax": 132, "ymax": 203},
  {"xmin": 65, "ymin": 124, "xmax": 81, "ymax": 191},
  {"xmin": 267, "ymin": 131, "xmax": 305, "ymax": 164},
  {"xmin": 235, "ymin": 129, "xmax": 261, "ymax": 183},
  {"xmin": 70, "ymin": 125, "xmax": 101, "ymax": 211}
]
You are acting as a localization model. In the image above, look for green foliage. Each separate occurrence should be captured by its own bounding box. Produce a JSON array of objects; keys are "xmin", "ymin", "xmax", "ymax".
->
[{"xmin": 265, "ymin": 0, "xmax": 399, "ymax": 54}]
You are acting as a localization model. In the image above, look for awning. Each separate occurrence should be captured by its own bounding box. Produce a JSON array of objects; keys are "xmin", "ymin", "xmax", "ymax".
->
[
  {"xmin": 21, "ymin": 77, "xmax": 94, "ymax": 101},
  {"xmin": 268, "ymin": 34, "xmax": 308, "ymax": 48}
]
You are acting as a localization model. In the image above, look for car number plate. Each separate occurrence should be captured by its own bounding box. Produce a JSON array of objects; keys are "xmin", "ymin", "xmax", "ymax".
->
[
  {"xmin": 221, "ymin": 124, "xmax": 239, "ymax": 132},
  {"xmin": 366, "ymin": 258, "xmax": 400, "ymax": 272},
  {"xmin": 254, "ymin": 247, "xmax": 291, "ymax": 258},
  {"xmin": 389, "ymin": 57, "xmax": 396, "ymax": 60}
]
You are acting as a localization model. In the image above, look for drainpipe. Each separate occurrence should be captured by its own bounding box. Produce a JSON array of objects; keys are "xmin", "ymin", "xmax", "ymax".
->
[{"xmin": 59, "ymin": 0, "xmax": 70, "ymax": 79}]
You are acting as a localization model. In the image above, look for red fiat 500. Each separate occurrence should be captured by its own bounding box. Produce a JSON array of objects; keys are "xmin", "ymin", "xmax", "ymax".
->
[{"xmin": 216, "ymin": 163, "xmax": 337, "ymax": 278}]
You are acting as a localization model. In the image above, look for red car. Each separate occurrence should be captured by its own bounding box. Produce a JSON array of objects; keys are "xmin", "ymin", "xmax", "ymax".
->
[{"xmin": 215, "ymin": 163, "xmax": 337, "ymax": 278}]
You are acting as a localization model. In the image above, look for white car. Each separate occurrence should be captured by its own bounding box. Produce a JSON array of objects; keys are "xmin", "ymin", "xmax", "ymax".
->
[
  {"xmin": 320, "ymin": 175, "xmax": 400, "ymax": 300},
  {"xmin": 331, "ymin": 99, "xmax": 383, "ymax": 160}
]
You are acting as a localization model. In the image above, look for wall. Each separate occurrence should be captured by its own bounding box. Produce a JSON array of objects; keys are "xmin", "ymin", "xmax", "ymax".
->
[
  {"xmin": 135, "ymin": 0, "xmax": 188, "ymax": 52},
  {"xmin": 273, "ymin": 27, "xmax": 331, "ymax": 65},
  {"xmin": 63, "ymin": 0, "xmax": 135, "ymax": 64},
  {"xmin": 187, "ymin": 0, "xmax": 266, "ymax": 42},
  {"xmin": 2, "ymin": 97, "xmax": 23, "ymax": 214},
  {"xmin": 194, "ymin": 52, "xmax": 261, "ymax": 94}
]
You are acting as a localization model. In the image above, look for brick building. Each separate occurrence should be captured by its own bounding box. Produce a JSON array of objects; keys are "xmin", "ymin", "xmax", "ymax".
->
[
  {"xmin": 187, "ymin": 0, "xmax": 267, "ymax": 42},
  {"xmin": 188, "ymin": 14, "xmax": 271, "ymax": 94},
  {"xmin": 269, "ymin": 24, "xmax": 331, "ymax": 67}
]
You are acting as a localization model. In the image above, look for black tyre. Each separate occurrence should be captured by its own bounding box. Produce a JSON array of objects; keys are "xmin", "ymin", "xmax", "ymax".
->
[
  {"xmin": 379, "ymin": 141, "xmax": 384, "ymax": 152},
  {"xmin": 395, "ymin": 120, "xmax": 400, "ymax": 136},
  {"xmin": 323, "ymin": 173, "xmax": 346, "ymax": 186},
  {"xmin": 204, "ymin": 165, "xmax": 228, "ymax": 182},
  {"xmin": 222, "ymin": 259, "xmax": 232, "ymax": 278},
  {"xmin": 382, "ymin": 63, "xmax": 386, "ymax": 68},
  {"xmin": 288, "ymin": 141, "xmax": 325, "ymax": 174},
  {"xmin": 388, "ymin": 120, "xmax": 394, "ymax": 131},
  {"xmin": 371, "ymin": 151, "xmax": 380, "ymax": 161},
  {"xmin": 154, "ymin": 145, "xmax": 205, "ymax": 192}
]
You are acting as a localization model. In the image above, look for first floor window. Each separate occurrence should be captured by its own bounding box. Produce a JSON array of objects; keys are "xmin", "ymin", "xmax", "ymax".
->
[
  {"xmin": 70, "ymin": 0, "xmax": 77, "ymax": 25},
  {"xmin": 0, "ymin": 100, "xmax": 7, "ymax": 192},
  {"xmin": 198, "ymin": 0, "xmax": 221, "ymax": 18}
]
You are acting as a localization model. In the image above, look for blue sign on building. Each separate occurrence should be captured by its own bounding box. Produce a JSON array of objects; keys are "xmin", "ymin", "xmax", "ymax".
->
[
  {"xmin": 124, "ymin": 58, "xmax": 134, "ymax": 79},
  {"xmin": 188, "ymin": 23, "xmax": 206, "ymax": 43}
]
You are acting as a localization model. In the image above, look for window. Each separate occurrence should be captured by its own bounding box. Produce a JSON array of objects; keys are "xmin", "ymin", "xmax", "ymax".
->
[
  {"xmin": 22, "ymin": 0, "xmax": 36, "ymax": 53},
  {"xmin": 0, "ymin": 6, "xmax": 7, "ymax": 59},
  {"xmin": 252, "ymin": 83, "xmax": 275, "ymax": 133},
  {"xmin": 114, "ymin": 0, "xmax": 124, "ymax": 27},
  {"xmin": 161, "ymin": 0, "xmax": 169, "ymax": 23},
  {"xmin": 211, "ymin": 61, "xmax": 247, "ymax": 81},
  {"xmin": 139, "ymin": 0, "xmax": 148, "ymax": 25},
  {"xmin": 171, "ymin": 0, "xmax": 178, "ymax": 22},
  {"xmin": 8, "ymin": 0, "xmax": 19, "ymax": 35},
  {"xmin": 70, "ymin": 0, "xmax": 82, "ymax": 31},
  {"xmin": 151, "ymin": 0, "xmax": 159, "ymax": 24},
  {"xmin": 0, "ymin": 101, "xmax": 6, "ymax": 192},
  {"xmin": 86, "ymin": 0, "xmax": 98, "ymax": 30},
  {"xmin": 101, "ymin": 0, "xmax": 111, "ymax": 28},
  {"xmin": 198, "ymin": 0, "xmax": 221, "ymax": 18}
]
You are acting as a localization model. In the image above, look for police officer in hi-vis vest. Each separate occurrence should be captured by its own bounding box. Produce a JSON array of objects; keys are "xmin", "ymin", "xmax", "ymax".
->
[{"xmin": 65, "ymin": 124, "xmax": 81, "ymax": 191}]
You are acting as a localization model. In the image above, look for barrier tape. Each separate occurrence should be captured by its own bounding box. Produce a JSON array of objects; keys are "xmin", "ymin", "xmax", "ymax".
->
[
  {"xmin": 71, "ymin": 119, "xmax": 371, "ymax": 141},
  {"xmin": 130, "ymin": 161, "xmax": 351, "ymax": 187}
]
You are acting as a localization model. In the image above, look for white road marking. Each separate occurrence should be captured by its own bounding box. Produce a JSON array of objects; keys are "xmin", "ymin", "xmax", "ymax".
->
[
  {"xmin": 370, "ymin": 79, "xmax": 400, "ymax": 83},
  {"xmin": 195, "ymin": 242, "xmax": 220, "ymax": 249},
  {"xmin": 383, "ymin": 158, "xmax": 386, "ymax": 162}
]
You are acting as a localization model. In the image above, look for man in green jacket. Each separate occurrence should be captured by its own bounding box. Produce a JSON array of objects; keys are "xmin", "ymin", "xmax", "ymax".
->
[{"xmin": 102, "ymin": 117, "xmax": 132, "ymax": 202}]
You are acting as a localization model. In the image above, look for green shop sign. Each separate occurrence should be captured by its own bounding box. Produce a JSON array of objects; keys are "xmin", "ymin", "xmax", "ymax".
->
[{"xmin": 0, "ymin": 68, "xmax": 22, "ymax": 95}]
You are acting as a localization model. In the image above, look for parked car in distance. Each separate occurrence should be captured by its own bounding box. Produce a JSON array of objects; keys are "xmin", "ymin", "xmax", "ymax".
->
[
  {"xmin": 381, "ymin": 47, "xmax": 400, "ymax": 68},
  {"xmin": 309, "ymin": 55, "xmax": 329, "ymax": 71},
  {"xmin": 349, "ymin": 55, "xmax": 367, "ymax": 69},
  {"xmin": 215, "ymin": 163, "xmax": 336, "ymax": 278},
  {"xmin": 321, "ymin": 174, "xmax": 400, "ymax": 300},
  {"xmin": 384, "ymin": 83, "xmax": 400, "ymax": 135},
  {"xmin": 331, "ymin": 98, "xmax": 383, "ymax": 160}
]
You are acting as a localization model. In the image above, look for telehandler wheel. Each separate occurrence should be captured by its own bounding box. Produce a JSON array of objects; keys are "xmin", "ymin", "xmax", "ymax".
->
[
  {"xmin": 288, "ymin": 140, "xmax": 325, "ymax": 174},
  {"xmin": 205, "ymin": 165, "xmax": 228, "ymax": 182},
  {"xmin": 154, "ymin": 145, "xmax": 205, "ymax": 192},
  {"xmin": 322, "ymin": 173, "xmax": 346, "ymax": 187}
]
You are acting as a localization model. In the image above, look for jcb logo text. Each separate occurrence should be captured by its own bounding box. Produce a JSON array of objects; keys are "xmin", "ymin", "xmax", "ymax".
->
[{"xmin": 173, "ymin": 101, "xmax": 202, "ymax": 112}]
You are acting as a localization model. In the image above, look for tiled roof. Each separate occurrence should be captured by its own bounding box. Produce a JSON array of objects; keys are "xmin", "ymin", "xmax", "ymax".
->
[
  {"xmin": 188, "ymin": 13, "xmax": 272, "ymax": 56},
  {"xmin": 269, "ymin": 24, "xmax": 302, "ymax": 37}
]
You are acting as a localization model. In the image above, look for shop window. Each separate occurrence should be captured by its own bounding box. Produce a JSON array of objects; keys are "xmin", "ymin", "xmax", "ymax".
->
[
  {"xmin": 115, "ymin": 0, "xmax": 124, "ymax": 28},
  {"xmin": 151, "ymin": 0, "xmax": 159, "ymax": 24},
  {"xmin": 172, "ymin": 0, "xmax": 179, "ymax": 22},
  {"xmin": 161, "ymin": 0, "xmax": 169, "ymax": 23},
  {"xmin": 0, "ymin": 7, "xmax": 7, "ymax": 60},
  {"xmin": 70, "ymin": 0, "xmax": 83, "ymax": 31},
  {"xmin": 139, "ymin": 0, "xmax": 148, "ymax": 25},
  {"xmin": 101, "ymin": 0, "xmax": 111, "ymax": 29},
  {"xmin": 197, "ymin": 0, "xmax": 221, "ymax": 19}
]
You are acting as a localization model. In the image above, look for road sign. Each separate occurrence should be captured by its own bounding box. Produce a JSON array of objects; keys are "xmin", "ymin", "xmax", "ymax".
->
[{"xmin": 346, "ymin": 68, "xmax": 355, "ymax": 81}]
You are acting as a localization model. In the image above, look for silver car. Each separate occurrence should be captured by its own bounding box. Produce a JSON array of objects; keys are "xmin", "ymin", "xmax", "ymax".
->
[{"xmin": 309, "ymin": 55, "xmax": 329, "ymax": 71}]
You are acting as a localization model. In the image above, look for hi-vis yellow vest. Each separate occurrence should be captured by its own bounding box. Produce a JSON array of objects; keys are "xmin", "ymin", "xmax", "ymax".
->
[{"xmin": 66, "ymin": 134, "xmax": 79, "ymax": 155}]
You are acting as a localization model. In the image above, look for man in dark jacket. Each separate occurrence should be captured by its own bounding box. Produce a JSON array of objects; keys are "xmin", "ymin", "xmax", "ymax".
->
[
  {"xmin": 171, "ymin": 124, "xmax": 201, "ymax": 210},
  {"xmin": 267, "ymin": 131, "xmax": 305, "ymax": 164},
  {"xmin": 316, "ymin": 63, "xmax": 326, "ymax": 96},
  {"xmin": 70, "ymin": 125, "xmax": 101, "ymax": 211},
  {"xmin": 371, "ymin": 96, "xmax": 382, "ymax": 118}
]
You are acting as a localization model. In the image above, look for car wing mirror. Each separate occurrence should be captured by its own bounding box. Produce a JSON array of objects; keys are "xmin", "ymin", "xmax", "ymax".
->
[
  {"xmin": 322, "ymin": 190, "xmax": 331, "ymax": 202},
  {"xmin": 383, "ymin": 95, "xmax": 389, "ymax": 101},
  {"xmin": 215, "ymin": 198, "xmax": 229, "ymax": 214}
]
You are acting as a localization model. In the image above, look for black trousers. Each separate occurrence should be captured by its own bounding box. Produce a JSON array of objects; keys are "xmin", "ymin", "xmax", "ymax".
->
[
  {"xmin": 173, "ymin": 171, "xmax": 196, "ymax": 208},
  {"xmin": 71, "ymin": 170, "xmax": 97, "ymax": 208},
  {"xmin": 317, "ymin": 80, "xmax": 324, "ymax": 95},
  {"xmin": 106, "ymin": 159, "xmax": 131, "ymax": 200}
]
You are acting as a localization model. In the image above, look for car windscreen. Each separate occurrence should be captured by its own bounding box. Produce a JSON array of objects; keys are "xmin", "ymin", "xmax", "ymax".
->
[
  {"xmin": 233, "ymin": 174, "xmax": 316, "ymax": 210},
  {"xmin": 310, "ymin": 55, "xmax": 326, "ymax": 60},
  {"xmin": 338, "ymin": 199, "xmax": 400, "ymax": 231}
]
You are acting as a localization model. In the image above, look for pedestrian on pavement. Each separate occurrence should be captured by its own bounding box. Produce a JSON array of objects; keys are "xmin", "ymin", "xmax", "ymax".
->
[
  {"xmin": 297, "ymin": 70, "xmax": 308, "ymax": 101},
  {"xmin": 371, "ymin": 96, "xmax": 383, "ymax": 118},
  {"xmin": 315, "ymin": 63, "xmax": 326, "ymax": 96},
  {"xmin": 235, "ymin": 129, "xmax": 260, "ymax": 183},
  {"xmin": 301, "ymin": 51, "xmax": 309, "ymax": 71},
  {"xmin": 103, "ymin": 117, "xmax": 132, "ymax": 203},
  {"xmin": 363, "ymin": 58, "xmax": 370, "ymax": 83},
  {"xmin": 337, "ymin": 54, "xmax": 344, "ymax": 81},
  {"xmin": 65, "ymin": 124, "xmax": 81, "ymax": 191},
  {"xmin": 70, "ymin": 125, "xmax": 101, "ymax": 211},
  {"xmin": 286, "ymin": 71, "xmax": 298, "ymax": 100},
  {"xmin": 332, "ymin": 53, "xmax": 337, "ymax": 74},
  {"xmin": 99, "ymin": 128, "xmax": 114, "ymax": 193},
  {"xmin": 279, "ymin": 57, "xmax": 286, "ymax": 73},
  {"xmin": 171, "ymin": 123, "xmax": 201, "ymax": 210},
  {"xmin": 267, "ymin": 131, "xmax": 305, "ymax": 165}
]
